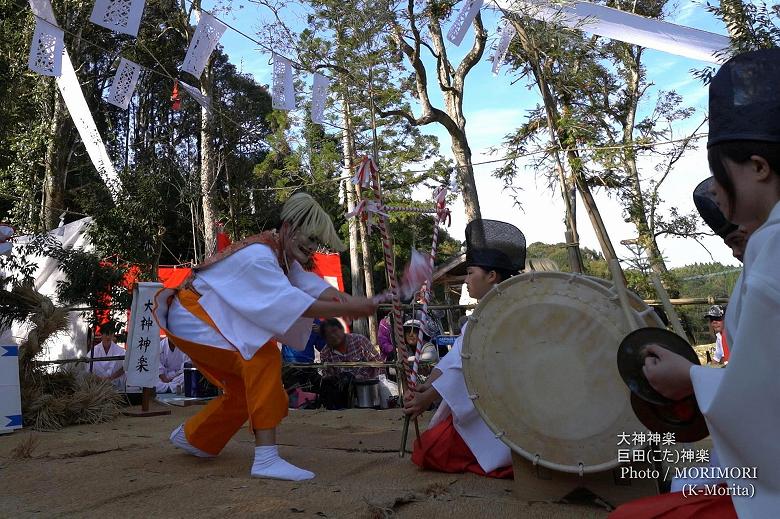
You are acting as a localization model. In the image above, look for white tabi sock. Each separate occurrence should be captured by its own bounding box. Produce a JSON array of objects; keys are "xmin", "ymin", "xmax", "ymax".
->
[
  {"xmin": 250, "ymin": 445, "xmax": 315, "ymax": 481},
  {"xmin": 169, "ymin": 424, "xmax": 215, "ymax": 458}
]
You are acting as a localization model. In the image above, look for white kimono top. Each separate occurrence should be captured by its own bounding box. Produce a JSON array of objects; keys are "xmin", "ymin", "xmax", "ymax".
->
[
  {"xmin": 163, "ymin": 244, "xmax": 331, "ymax": 360},
  {"xmin": 91, "ymin": 341, "xmax": 125, "ymax": 380},
  {"xmin": 158, "ymin": 337, "xmax": 189, "ymax": 379},
  {"xmin": 689, "ymin": 201, "xmax": 780, "ymax": 518},
  {"xmin": 430, "ymin": 322, "xmax": 512, "ymax": 473},
  {"xmin": 713, "ymin": 332, "xmax": 727, "ymax": 363}
]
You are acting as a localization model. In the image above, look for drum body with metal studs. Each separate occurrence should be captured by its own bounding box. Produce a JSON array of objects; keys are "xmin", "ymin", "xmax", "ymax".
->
[{"xmin": 461, "ymin": 272, "xmax": 663, "ymax": 474}]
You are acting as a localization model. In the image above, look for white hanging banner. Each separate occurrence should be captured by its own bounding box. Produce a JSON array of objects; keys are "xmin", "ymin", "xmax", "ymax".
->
[
  {"xmin": 447, "ymin": 0, "xmax": 484, "ymax": 46},
  {"xmin": 181, "ymin": 11, "xmax": 227, "ymax": 79},
  {"xmin": 29, "ymin": 0, "xmax": 120, "ymax": 199},
  {"xmin": 271, "ymin": 54, "xmax": 295, "ymax": 111},
  {"xmin": 494, "ymin": 0, "xmax": 729, "ymax": 63},
  {"xmin": 310, "ymin": 73, "xmax": 330, "ymax": 125},
  {"xmin": 124, "ymin": 282, "xmax": 163, "ymax": 388},
  {"xmin": 107, "ymin": 58, "xmax": 141, "ymax": 109},
  {"xmin": 28, "ymin": 18, "xmax": 64, "ymax": 77},
  {"xmin": 57, "ymin": 53, "xmax": 120, "ymax": 198},
  {"xmin": 29, "ymin": 0, "xmax": 57, "ymax": 22},
  {"xmin": 179, "ymin": 80, "xmax": 211, "ymax": 109},
  {"xmin": 492, "ymin": 20, "xmax": 516, "ymax": 75},
  {"xmin": 89, "ymin": 0, "xmax": 146, "ymax": 37}
]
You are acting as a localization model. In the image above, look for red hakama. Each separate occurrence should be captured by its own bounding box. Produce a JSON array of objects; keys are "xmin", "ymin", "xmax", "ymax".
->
[{"xmin": 412, "ymin": 415, "xmax": 513, "ymax": 479}]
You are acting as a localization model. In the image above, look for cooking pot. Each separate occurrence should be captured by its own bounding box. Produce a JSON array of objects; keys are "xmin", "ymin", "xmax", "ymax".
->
[{"xmin": 354, "ymin": 379, "xmax": 381, "ymax": 408}]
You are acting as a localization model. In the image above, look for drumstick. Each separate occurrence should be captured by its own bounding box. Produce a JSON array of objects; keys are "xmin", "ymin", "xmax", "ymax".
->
[
  {"xmin": 608, "ymin": 259, "xmax": 642, "ymax": 331},
  {"xmin": 650, "ymin": 271, "xmax": 687, "ymax": 339}
]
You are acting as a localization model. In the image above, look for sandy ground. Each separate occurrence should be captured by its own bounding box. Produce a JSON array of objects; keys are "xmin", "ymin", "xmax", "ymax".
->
[{"xmin": 0, "ymin": 405, "xmax": 611, "ymax": 519}]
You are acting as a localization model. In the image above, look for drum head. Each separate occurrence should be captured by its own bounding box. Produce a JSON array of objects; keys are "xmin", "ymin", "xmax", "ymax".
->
[{"xmin": 462, "ymin": 272, "xmax": 663, "ymax": 474}]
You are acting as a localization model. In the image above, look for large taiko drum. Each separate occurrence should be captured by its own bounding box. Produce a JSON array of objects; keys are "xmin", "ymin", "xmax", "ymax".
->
[{"xmin": 462, "ymin": 271, "xmax": 663, "ymax": 475}]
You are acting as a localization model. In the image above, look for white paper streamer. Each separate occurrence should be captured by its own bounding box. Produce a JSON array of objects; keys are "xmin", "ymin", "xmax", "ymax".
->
[
  {"xmin": 28, "ymin": 18, "xmax": 64, "ymax": 76},
  {"xmin": 57, "ymin": 52, "xmax": 120, "ymax": 198},
  {"xmin": 494, "ymin": 0, "xmax": 729, "ymax": 63},
  {"xmin": 29, "ymin": 0, "xmax": 57, "ymax": 22},
  {"xmin": 106, "ymin": 58, "xmax": 141, "ymax": 109},
  {"xmin": 310, "ymin": 73, "xmax": 330, "ymax": 124},
  {"xmin": 89, "ymin": 0, "xmax": 146, "ymax": 37},
  {"xmin": 179, "ymin": 80, "xmax": 211, "ymax": 109},
  {"xmin": 447, "ymin": 0, "xmax": 484, "ymax": 46},
  {"xmin": 491, "ymin": 20, "xmax": 516, "ymax": 75},
  {"xmin": 28, "ymin": 0, "xmax": 119, "ymax": 198},
  {"xmin": 271, "ymin": 54, "xmax": 295, "ymax": 111},
  {"xmin": 181, "ymin": 11, "xmax": 227, "ymax": 79}
]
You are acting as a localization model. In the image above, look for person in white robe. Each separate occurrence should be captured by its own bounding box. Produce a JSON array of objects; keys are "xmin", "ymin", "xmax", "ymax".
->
[
  {"xmin": 156, "ymin": 336, "xmax": 189, "ymax": 393},
  {"xmin": 404, "ymin": 219, "xmax": 525, "ymax": 476},
  {"xmin": 90, "ymin": 330, "xmax": 125, "ymax": 389},
  {"xmin": 154, "ymin": 193, "xmax": 376, "ymax": 481},
  {"xmin": 611, "ymin": 48, "xmax": 780, "ymax": 519}
]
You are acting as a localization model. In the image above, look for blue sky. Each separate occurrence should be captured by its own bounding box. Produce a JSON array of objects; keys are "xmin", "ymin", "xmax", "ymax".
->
[{"xmin": 203, "ymin": 0, "xmax": 738, "ymax": 268}]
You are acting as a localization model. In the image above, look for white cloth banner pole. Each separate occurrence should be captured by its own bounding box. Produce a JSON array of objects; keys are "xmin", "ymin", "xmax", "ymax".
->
[
  {"xmin": 492, "ymin": 0, "xmax": 729, "ymax": 63},
  {"xmin": 179, "ymin": 80, "xmax": 211, "ymax": 109},
  {"xmin": 124, "ymin": 282, "xmax": 163, "ymax": 388},
  {"xmin": 271, "ymin": 54, "xmax": 295, "ymax": 111},
  {"xmin": 447, "ymin": 0, "xmax": 485, "ymax": 46},
  {"xmin": 181, "ymin": 11, "xmax": 227, "ymax": 79},
  {"xmin": 28, "ymin": 0, "xmax": 120, "ymax": 199},
  {"xmin": 491, "ymin": 20, "xmax": 516, "ymax": 75},
  {"xmin": 310, "ymin": 73, "xmax": 330, "ymax": 125},
  {"xmin": 107, "ymin": 58, "xmax": 142, "ymax": 109},
  {"xmin": 89, "ymin": 0, "xmax": 146, "ymax": 37}
]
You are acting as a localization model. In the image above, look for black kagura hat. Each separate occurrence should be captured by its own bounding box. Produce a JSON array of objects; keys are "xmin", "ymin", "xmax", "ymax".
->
[
  {"xmin": 708, "ymin": 48, "xmax": 780, "ymax": 148},
  {"xmin": 465, "ymin": 219, "xmax": 526, "ymax": 274},
  {"xmin": 693, "ymin": 178, "xmax": 738, "ymax": 238}
]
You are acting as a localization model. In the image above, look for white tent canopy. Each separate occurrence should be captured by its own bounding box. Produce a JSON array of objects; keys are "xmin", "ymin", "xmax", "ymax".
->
[{"xmin": 8, "ymin": 218, "xmax": 94, "ymax": 361}]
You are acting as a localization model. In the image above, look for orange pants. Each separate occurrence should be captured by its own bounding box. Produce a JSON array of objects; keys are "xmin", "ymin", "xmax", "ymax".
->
[{"xmin": 166, "ymin": 289, "xmax": 288, "ymax": 456}]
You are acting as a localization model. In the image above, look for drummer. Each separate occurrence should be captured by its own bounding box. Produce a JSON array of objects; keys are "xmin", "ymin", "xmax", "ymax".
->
[
  {"xmin": 403, "ymin": 219, "xmax": 525, "ymax": 478},
  {"xmin": 693, "ymin": 177, "xmax": 748, "ymax": 262},
  {"xmin": 611, "ymin": 49, "xmax": 780, "ymax": 518}
]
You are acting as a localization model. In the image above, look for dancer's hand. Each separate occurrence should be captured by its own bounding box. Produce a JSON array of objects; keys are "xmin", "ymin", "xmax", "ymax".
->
[
  {"xmin": 403, "ymin": 386, "xmax": 440, "ymax": 418},
  {"xmin": 642, "ymin": 344, "xmax": 695, "ymax": 401}
]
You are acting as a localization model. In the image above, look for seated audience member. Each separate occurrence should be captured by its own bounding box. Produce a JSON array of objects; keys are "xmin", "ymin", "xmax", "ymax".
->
[
  {"xmin": 377, "ymin": 311, "xmax": 395, "ymax": 361},
  {"xmin": 404, "ymin": 219, "xmax": 525, "ymax": 479},
  {"xmin": 402, "ymin": 319, "xmax": 439, "ymax": 367},
  {"xmin": 282, "ymin": 317, "xmax": 326, "ymax": 364},
  {"xmin": 156, "ymin": 336, "xmax": 190, "ymax": 393},
  {"xmin": 705, "ymin": 305, "xmax": 730, "ymax": 365},
  {"xmin": 90, "ymin": 324, "xmax": 125, "ymax": 389},
  {"xmin": 281, "ymin": 318, "xmax": 326, "ymax": 394},
  {"xmin": 318, "ymin": 318, "xmax": 382, "ymax": 409}
]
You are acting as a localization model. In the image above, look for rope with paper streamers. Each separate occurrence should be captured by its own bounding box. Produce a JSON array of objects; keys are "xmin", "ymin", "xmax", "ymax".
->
[
  {"xmin": 349, "ymin": 156, "xmax": 415, "ymax": 391},
  {"xmin": 410, "ymin": 186, "xmax": 449, "ymax": 387}
]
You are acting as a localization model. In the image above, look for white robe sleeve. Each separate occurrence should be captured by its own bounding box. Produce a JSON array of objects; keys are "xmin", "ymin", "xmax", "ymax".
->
[
  {"xmin": 713, "ymin": 333, "xmax": 724, "ymax": 362},
  {"xmin": 430, "ymin": 326, "xmax": 511, "ymax": 473},
  {"xmin": 194, "ymin": 245, "xmax": 317, "ymax": 359}
]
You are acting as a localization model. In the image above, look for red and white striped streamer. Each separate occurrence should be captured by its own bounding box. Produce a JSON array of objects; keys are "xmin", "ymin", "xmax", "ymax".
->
[{"xmin": 410, "ymin": 185, "xmax": 449, "ymax": 386}]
